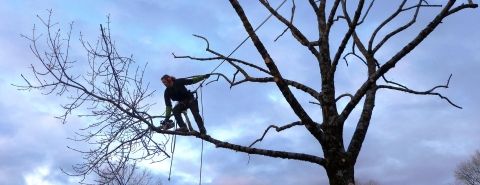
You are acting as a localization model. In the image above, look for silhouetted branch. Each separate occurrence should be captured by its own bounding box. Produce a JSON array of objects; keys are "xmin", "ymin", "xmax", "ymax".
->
[
  {"xmin": 357, "ymin": 0, "xmax": 376, "ymax": 25},
  {"xmin": 377, "ymin": 74, "xmax": 462, "ymax": 109},
  {"xmin": 339, "ymin": 0, "xmax": 472, "ymax": 125},
  {"xmin": 231, "ymin": 0, "xmax": 324, "ymax": 145},
  {"xmin": 17, "ymin": 12, "xmax": 168, "ymax": 182},
  {"xmin": 274, "ymin": 0, "xmax": 296, "ymax": 42},
  {"xmin": 336, "ymin": 93, "xmax": 354, "ymax": 102},
  {"xmin": 369, "ymin": 0, "xmax": 443, "ymax": 53},
  {"xmin": 259, "ymin": 0, "xmax": 320, "ymax": 57},
  {"xmin": 249, "ymin": 121, "xmax": 304, "ymax": 147},
  {"xmin": 330, "ymin": 0, "xmax": 365, "ymax": 78},
  {"xmin": 174, "ymin": 35, "xmax": 322, "ymax": 101}
]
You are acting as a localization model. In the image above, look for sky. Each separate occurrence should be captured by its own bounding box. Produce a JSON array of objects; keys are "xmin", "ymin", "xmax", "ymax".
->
[{"xmin": 0, "ymin": 0, "xmax": 479, "ymax": 185}]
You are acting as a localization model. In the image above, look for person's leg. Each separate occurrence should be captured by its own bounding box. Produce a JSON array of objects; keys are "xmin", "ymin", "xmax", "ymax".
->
[
  {"xmin": 189, "ymin": 99, "xmax": 206, "ymax": 134},
  {"xmin": 172, "ymin": 103, "xmax": 188, "ymax": 130}
]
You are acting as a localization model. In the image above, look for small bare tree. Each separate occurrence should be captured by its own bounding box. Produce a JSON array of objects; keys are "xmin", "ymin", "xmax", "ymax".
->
[
  {"xmin": 19, "ymin": 11, "xmax": 170, "ymax": 183},
  {"xmin": 455, "ymin": 151, "xmax": 480, "ymax": 185},
  {"xmin": 93, "ymin": 160, "xmax": 161, "ymax": 185},
  {"xmin": 18, "ymin": 0, "xmax": 478, "ymax": 184}
]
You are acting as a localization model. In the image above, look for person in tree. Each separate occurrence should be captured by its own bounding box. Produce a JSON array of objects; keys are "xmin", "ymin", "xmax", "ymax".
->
[{"xmin": 160, "ymin": 74, "xmax": 210, "ymax": 134}]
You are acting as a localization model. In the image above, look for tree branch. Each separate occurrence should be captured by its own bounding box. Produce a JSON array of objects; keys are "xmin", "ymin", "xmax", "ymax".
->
[
  {"xmin": 259, "ymin": 0, "xmax": 320, "ymax": 57},
  {"xmin": 330, "ymin": 0, "xmax": 365, "ymax": 79},
  {"xmin": 147, "ymin": 125, "xmax": 326, "ymax": 166},
  {"xmin": 173, "ymin": 41, "xmax": 322, "ymax": 100},
  {"xmin": 274, "ymin": 0, "xmax": 296, "ymax": 42},
  {"xmin": 377, "ymin": 74, "xmax": 462, "ymax": 109},
  {"xmin": 372, "ymin": 0, "xmax": 443, "ymax": 53},
  {"xmin": 230, "ymin": 0, "xmax": 323, "ymax": 142},
  {"xmin": 338, "ymin": 0, "xmax": 472, "ymax": 123},
  {"xmin": 346, "ymin": 86, "xmax": 376, "ymax": 165},
  {"xmin": 172, "ymin": 35, "xmax": 272, "ymax": 75},
  {"xmin": 249, "ymin": 121, "xmax": 304, "ymax": 147},
  {"xmin": 326, "ymin": 0, "xmax": 341, "ymax": 31},
  {"xmin": 18, "ymin": 13, "xmax": 169, "ymax": 181},
  {"xmin": 336, "ymin": 93, "xmax": 354, "ymax": 102}
]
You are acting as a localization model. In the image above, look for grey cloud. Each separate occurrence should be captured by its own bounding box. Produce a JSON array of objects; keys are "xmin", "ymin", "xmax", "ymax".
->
[
  {"xmin": 2, "ymin": 1, "xmax": 480, "ymax": 185},
  {"xmin": 0, "ymin": 98, "xmax": 82, "ymax": 185}
]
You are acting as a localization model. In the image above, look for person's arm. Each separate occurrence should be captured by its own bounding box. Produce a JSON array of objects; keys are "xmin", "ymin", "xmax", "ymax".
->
[
  {"xmin": 164, "ymin": 90, "xmax": 172, "ymax": 120},
  {"xmin": 181, "ymin": 74, "xmax": 210, "ymax": 85},
  {"xmin": 164, "ymin": 106, "xmax": 172, "ymax": 120}
]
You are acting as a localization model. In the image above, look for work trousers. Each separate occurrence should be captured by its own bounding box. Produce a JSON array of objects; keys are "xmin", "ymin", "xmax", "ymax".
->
[{"xmin": 172, "ymin": 98, "xmax": 206, "ymax": 133}]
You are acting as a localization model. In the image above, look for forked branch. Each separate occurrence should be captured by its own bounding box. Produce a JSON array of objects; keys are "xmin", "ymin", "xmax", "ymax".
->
[
  {"xmin": 249, "ymin": 121, "xmax": 304, "ymax": 147},
  {"xmin": 173, "ymin": 35, "xmax": 323, "ymax": 101},
  {"xmin": 377, "ymin": 74, "xmax": 461, "ymax": 108}
]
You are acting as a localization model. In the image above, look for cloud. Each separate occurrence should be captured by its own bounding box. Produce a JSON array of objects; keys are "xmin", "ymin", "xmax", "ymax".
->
[
  {"xmin": 0, "ymin": 84, "xmax": 84, "ymax": 185},
  {"xmin": 1, "ymin": 1, "xmax": 479, "ymax": 185},
  {"xmin": 24, "ymin": 163, "xmax": 80, "ymax": 185}
]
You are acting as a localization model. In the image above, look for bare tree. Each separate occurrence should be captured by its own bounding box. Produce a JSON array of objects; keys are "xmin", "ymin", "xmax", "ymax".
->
[
  {"xmin": 455, "ymin": 151, "xmax": 480, "ymax": 185},
  {"xmin": 18, "ymin": 1, "xmax": 478, "ymax": 185},
  {"xmin": 19, "ymin": 12, "xmax": 169, "ymax": 183},
  {"xmin": 93, "ymin": 159, "xmax": 161, "ymax": 185}
]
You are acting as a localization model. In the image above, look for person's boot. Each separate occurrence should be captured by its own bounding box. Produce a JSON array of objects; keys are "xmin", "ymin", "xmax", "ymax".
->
[{"xmin": 160, "ymin": 120, "xmax": 174, "ymax": 130}]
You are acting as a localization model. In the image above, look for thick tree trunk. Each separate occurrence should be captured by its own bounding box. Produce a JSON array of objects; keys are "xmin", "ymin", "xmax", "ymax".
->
[
  {"xmin": 325, "ymin": 164, "xmax": 355, "ymax": 185},
  {"xmin": 322, "ymin": 124, "xmax": 355, "ymax": 185}
]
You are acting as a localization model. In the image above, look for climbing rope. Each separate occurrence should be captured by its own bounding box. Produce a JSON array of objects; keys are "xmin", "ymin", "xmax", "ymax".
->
[
  {"xmin": 194, "ymin": 0, "xmax": 288, "ymax": 92},
  {"xmin": 199, "ymin": 140, "xmax": 204, "ymax": 185},
  {"xmin": 168, "ymin": 121, "xmax": 177, "ymax": 181},
  {"xmin": 199, "ymin": 85, "xmax": 205, "ymax": 185}
]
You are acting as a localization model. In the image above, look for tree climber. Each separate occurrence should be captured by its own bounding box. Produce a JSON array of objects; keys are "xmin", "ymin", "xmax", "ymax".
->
[{"xmin": 160, "ymin": 74, "xmax": 210, "ymax": 134}]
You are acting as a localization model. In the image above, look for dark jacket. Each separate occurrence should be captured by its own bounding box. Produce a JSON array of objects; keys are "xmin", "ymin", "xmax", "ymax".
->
[{"xmin": 164, "ymin": 78, "xmax": 197, "ymax": 107}]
